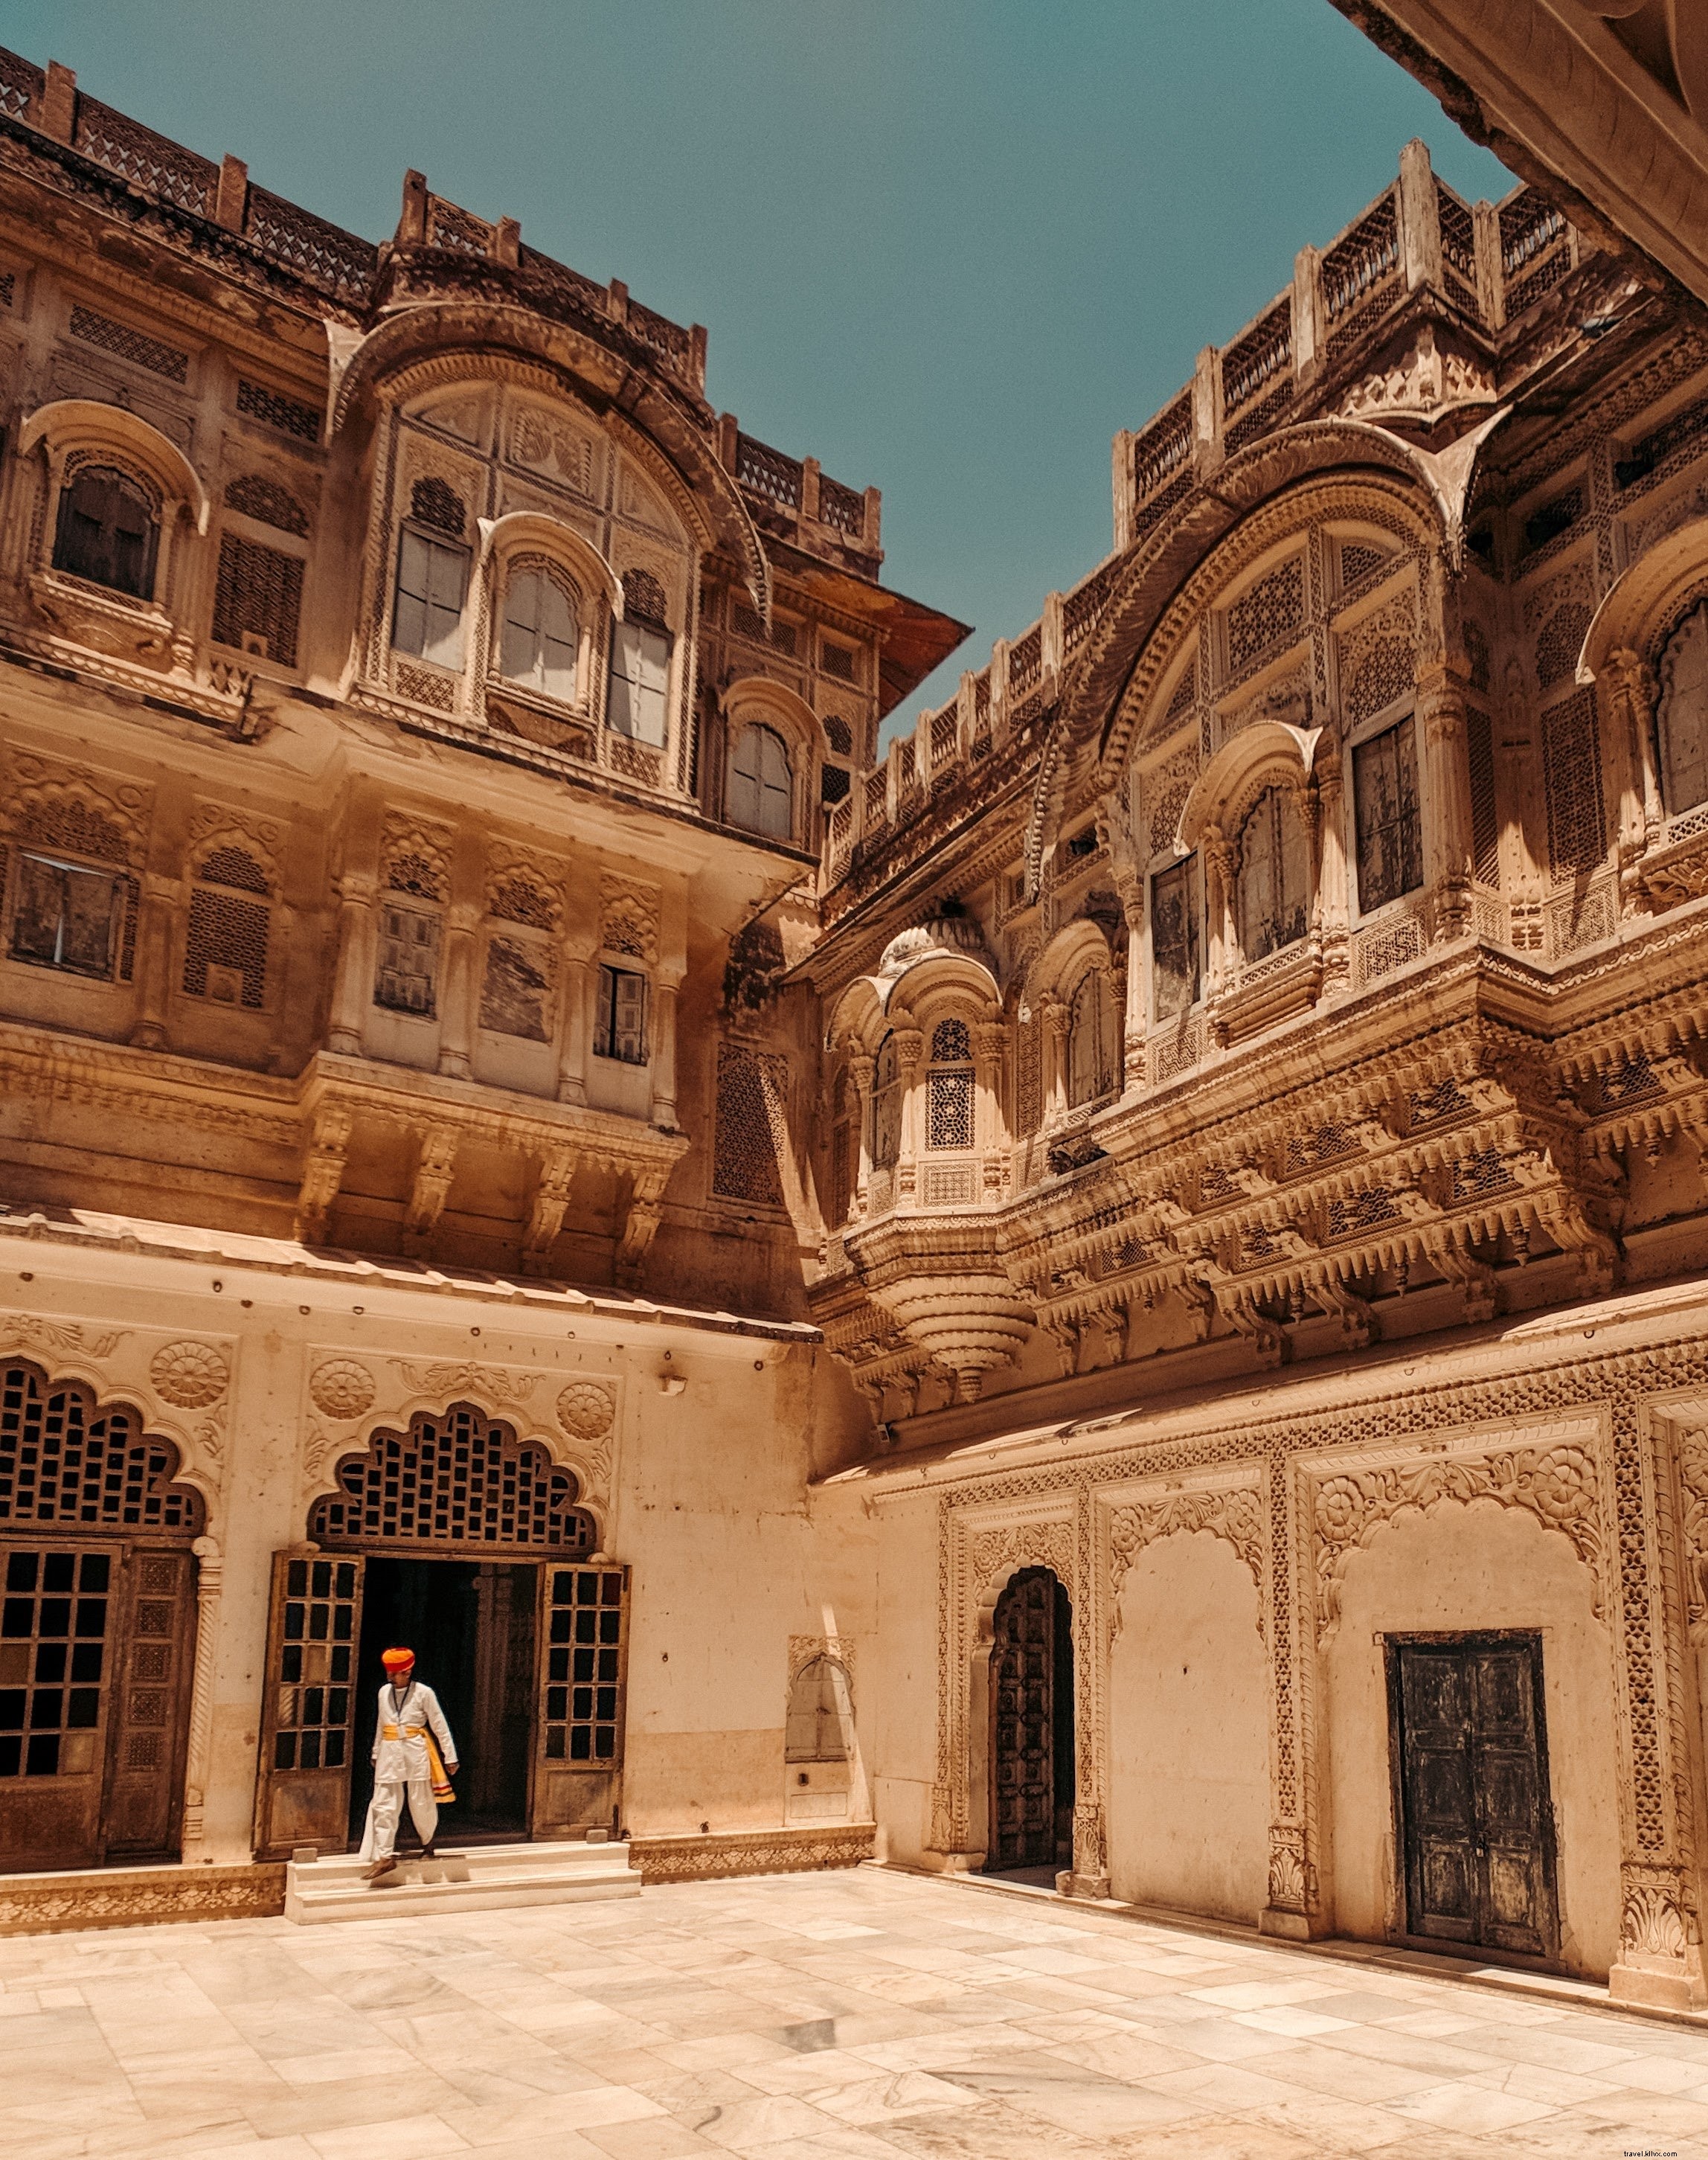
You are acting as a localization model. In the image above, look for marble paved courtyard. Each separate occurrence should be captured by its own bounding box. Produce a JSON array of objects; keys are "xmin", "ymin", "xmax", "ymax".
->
[{"xmin": 3, "ymin": 1869, "xmax": 1708, "ymax": 2159}]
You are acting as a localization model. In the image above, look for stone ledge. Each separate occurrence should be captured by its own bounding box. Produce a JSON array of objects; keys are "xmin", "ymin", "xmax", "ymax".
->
[
  {"xmin": 0, "ymin": 1862, "xmax": 286, "ymax": 1937},
  {"xmin": 629, "ymin": 1823, "xmax": 875, "ymax": 1884}
]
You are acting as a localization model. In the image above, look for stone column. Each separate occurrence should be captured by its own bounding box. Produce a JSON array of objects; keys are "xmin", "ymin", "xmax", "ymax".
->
[
  {"xmin": 179, "ymin": 1534, "xmax": 223, "ymax": 1859},
  {"xmin": 1603, "ymin": 647, "xmax": 1661, "ymax": 907},
  {"xmin": 893, "ymin": 1028, "xmax": 924, "ymax": 1205},
  {"xmin": 974, "ymin": 1020, "xmax": 1006, "ymax": 1199},
  {"xmin": 847, "ymin": 1049, "xmax": 876, "ymax": 1217},
  {"xmin": 435, "ymin": 901, "xmax": 483, "ymax": 1080},
  {"xmin": 1118, "ymin": 877, "xmax": 1147, "ymax": 1089},
  {"xmin": 1043, "ymin": 999, "xmax": 1070, "ymax": 1124},
  {"xmin": 556, "ymin": 953, "xmax": 594, "ymax": 1105},
  {"xmin": 1416, "ymin": 658, "xmax": 1475, "ymax": 940},
  {"xmin": 1312, "ymin": 743, "xmax": 1352, "ymax": 995},
  {"xmin": 1202, "ymin": 831, "xmax": 1236, "ymax": 1043},
  {"xmin": 327, "ymin": 874, "xmax": 376, "ymax": 1056},
  {"xmin": 128, "ymin": 872, "xmax": 182, "ymax": 1051},
  {"xmin": 650, "ymin": 976, "xmax": 681, "ymax": 1129}
]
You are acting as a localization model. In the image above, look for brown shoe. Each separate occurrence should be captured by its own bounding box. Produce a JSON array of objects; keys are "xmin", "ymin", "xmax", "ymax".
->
[{"xmin": 364, "ymin": 1855, "xmax": 397, "ymax": 1882}]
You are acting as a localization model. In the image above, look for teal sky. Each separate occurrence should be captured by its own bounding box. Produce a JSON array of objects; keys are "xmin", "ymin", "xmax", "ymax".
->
[{"xmin": 5, "ymin": 1, "xmax": 1513, "ymax": 735}]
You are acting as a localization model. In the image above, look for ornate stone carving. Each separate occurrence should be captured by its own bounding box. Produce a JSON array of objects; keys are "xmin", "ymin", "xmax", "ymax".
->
[
  {"xmin": 381, "ymin": 810, "xmax": 454, "ymax": 903},
  {"xmin": 0, "ymin": 1313, "xmax": 125, "ymax": 1361},
  {"xmin": 147, "ymin": 1340, "xmax": 230, "ymax": 1410},
  {"xmin": 309, "ymin": 1358, "xmax": 377, "ymax": 1422},
  {"xmin": 557, "ymin": 1379, "xmax": 616, "ymax": 1441},
  {"xmin": 600, "ymin": 875, "xmax": 661, "ymax": 962},
  {"xmin": 396, "ymin": 1359, "xmax": 540, "ymax": 1408},
  {"xmin": 1108, "ymin": 1483, "xmax": 1264, "ymax": 1614},
  {"xmin": 1311, "ymin": 1436, "xmax": 1603, "ymax": 1640}
]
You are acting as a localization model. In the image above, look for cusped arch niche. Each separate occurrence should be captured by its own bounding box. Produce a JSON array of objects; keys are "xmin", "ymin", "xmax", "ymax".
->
[
  {"xmin": 0, "ymin": 1356, "xmax": 208, "ymax": 1533},
  {"xmin": 309, "ymin": 1400, "xmax": 597, "ymax": 1557}
]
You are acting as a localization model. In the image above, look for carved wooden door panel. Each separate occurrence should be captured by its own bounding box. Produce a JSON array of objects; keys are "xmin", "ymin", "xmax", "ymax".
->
[
  {"xmin": 254, "ymin": 1552, "xmax": 364, "ymax": 1859},
  {"xmin": 530, "ymin": 1560, "xmax": 628, "ymax": 1838},
  {"xmin": 1390, "ymin": 1633, "xmax": 1558, "ymax": 1961},
  {"xmin": 989, "ymin": 1568, "xmax": 1056, "ymax": 1870},
  {"xmin": 101, "ymin": 1546, "xmax": 196, "ymax": 1860}
]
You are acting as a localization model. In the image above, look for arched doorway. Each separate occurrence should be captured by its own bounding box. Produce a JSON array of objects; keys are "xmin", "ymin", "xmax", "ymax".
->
[
  {"xmin": 988, "ymin": 1566, "xmax": 1074, "ymax": 1874},
  {"xmin": 0, "ymin": 1360, "xmax": 205, "ymax": 1871},
  {"xmin": 254, "ymin": 1403, "xmax": 624, "ymax": 1859}
]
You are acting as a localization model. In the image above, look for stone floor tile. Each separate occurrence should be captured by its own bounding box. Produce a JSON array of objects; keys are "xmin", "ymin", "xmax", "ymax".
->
[
  {"xmin": 1246, "ymin": 2092, "xmax": 1421, "ymax": 2150},
  {"xmin": 305, "ymin": 2114, "xmax": 472, "ymax": 2159},
  {"xmin": 1233, "ymin": 2004, "xmax": 1360, "ymax": 2037},
  {"xmin": 580, "ymin": 2124, "xmax": 725, "ymax": 2160},
  {"xmin": 682, "ymin": 2094, "xmax": 846, "ymax": 2151},
  {"xmin": 804, "ymin": 2071, "xmax": 983, "ymax": 2127},
  {"xmin": 1239, "ymin": 2040, "xmax": 1451, "ymax": 2103},
  {"xmin": 1190, "ymin": 1979, "xmax": 1346, "ymax": 2012},
  {"xmin": 1462, "ymin": 2058, "xmax": 1619, "ymax": 2106},
  {"xmin": 1386, "ymin": 2079, "xmax": 1563, "ymax": 2133},
  {"xmin": 1602, "ymin": 2051, "xmax": 1708, "ymax": 2092}
]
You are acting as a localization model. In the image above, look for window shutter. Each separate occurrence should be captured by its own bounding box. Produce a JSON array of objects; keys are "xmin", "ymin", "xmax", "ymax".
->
[
  {"xmin": 501, "ymin": 567, "xmax": 543, "ymax": 683},
  {"xmin": 614, "ymin": 970, "xmax": 646, "ymax": 1063}
]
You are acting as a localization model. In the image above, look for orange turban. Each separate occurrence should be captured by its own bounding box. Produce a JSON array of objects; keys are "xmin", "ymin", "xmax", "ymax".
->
[{"xmin": 381, "ymin": 1647, "xmax": 415, "ymax": 1672}]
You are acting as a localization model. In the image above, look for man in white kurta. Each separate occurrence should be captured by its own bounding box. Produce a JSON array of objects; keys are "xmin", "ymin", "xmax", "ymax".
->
[{"xmin": 360, "ymin": 1647, "xmax": 458, "ymax": 1879}]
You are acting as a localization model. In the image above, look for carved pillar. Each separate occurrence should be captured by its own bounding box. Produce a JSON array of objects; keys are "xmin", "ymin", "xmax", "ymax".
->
[
  {"xmin": 1312, "ymin": 743, "xmax": 1352, "ymax": 994},
  {"xmin": 1416, "ymin": 658, "xmax": 1475, "ymax": 940},
  {"xmin": 1202, "ymin": 830, "xmax": 1235, "ymax": 1042},
  {"xmin": 1604, "ymin": 648, "xmax": 1660, "ymax": 908},
  {"xmin": 436, "ymin": 901, "xmax": 483, "ymax": 1080},
  {"xmin": 650, "ymin": 976, "xmax": 681, "ymax": 1129},
  {"xmin": 847, "ymin": 1050, "xmax": 876, "ymax": 1217},
  {"xmin": 893, "ymin": 1028, "xmax": 924, "ymax": 1203},
  {"xmin": 1042, "ymin": 999, "xmax": 1070, "ymax": 1124},
  {"xmin": 522, "ymin": 1144, "xmax": 578, "ymax": 1275},
  {"xmin": 179, "ymin": 1534, "xmax": 222, "ymax": 1859},
  {"xmin": 556, "ymin": 953, "xmax": 593, "ymax": 1105},
  {"xmin": 974, "ymin": 1022, "xmax": 1006, "ymax": 1197},
  {"xmin": 402, "ymin": 1124, "xmax": 460, "ymax": 1256},
  {"xmin": 128, "ymin": 873, "xmax": 182, "ymax": 1051},
  {"xmin": 1117, "ymin": 878, "xmax": 1146, "ymax": 1089},
  {"xmin": 327, "ymin": 874, "xmax": 376, "ymax": 1057},
  {"xmin": 295, "ymin": 1101, "xmax": 353, "ymax": 1244}
]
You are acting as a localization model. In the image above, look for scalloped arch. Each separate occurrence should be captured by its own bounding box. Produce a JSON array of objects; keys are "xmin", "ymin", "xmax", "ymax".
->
[{"xmin": 21, "ymin": 400, "xmax": 210, "ymax": 533}]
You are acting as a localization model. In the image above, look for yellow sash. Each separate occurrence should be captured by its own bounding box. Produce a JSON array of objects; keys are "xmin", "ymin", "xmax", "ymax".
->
[{"xmin": 381, "ymin": 1722, "xmax": 456, "ymax": 1803}]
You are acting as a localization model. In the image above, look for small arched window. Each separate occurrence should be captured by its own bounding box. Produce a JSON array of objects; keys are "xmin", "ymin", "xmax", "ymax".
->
[
  {"xmin": 728, "ymin": 722, "xmax": 793, "ymax": 839},
  {"xmin": 53, "ymin": 466, "xmax": 159, "ymax": 598},
  {"xmin": 609, "ymin": 569, "xmax": 672, "ymax": 746},
  {"xmin": 1067, "ymin": 968, "xmax": 1117, "ymax": 1108},
  {"xmin": 1657, "ymin": 603, "xmax": 1708, "ymax": 819},
  {"xmin": 183, "ymin": 845, "xmax": 270, "ymax": 1010},
  {"xmin": 926, "ymin": 1016, "xmax": 975, "ymax": 1150},
  {"xmin": 1236, "ymin": 784, "xmax": 1309, "ymax": 963},
  {"xmin": 501, "ymin": 566, "xmax": 580, "ymax": 701},
  {"xmin": 785, "ymin": 1656, "xmax": 854, "ymax": 1764},
  {"xmin": 872, "ymin": 1033, "xmax": 902, "ymax": 1170}
]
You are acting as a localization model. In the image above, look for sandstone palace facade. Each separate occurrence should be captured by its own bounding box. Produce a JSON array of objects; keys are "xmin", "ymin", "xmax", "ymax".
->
[{"xmin": 5, "ymin": 35, "xmax": 1708, "ymax": 2012}]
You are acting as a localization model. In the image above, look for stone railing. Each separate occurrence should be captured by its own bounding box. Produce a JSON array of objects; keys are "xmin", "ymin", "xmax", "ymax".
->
[
  {"xmin": 720, "ymin": 420, "xmax": 881, "ymax": 557},
  {"xmin": 1116, "ymin": 145, "xmax": 1579, "ymax": 549}
]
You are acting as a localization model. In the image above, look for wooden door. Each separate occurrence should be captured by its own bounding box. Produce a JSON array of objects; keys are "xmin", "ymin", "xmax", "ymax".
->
[
  {"xmin": 254, "ymin": 1552, "xmax": 365, "ymax": 1859},
  {"xmin": 102, "ymin": 1546, "xmax": 196, "ymax": 1860},
  {"xmin": 989, "ymin": 1567, "xmax": 1058, "ymax": 1870},
  {"xmin": 0, "ymin": 1541, "xmax": 122, "ymax": 1869},
  {"xmin": 530, "ymin": 1560, "xmax": 628, "ymax": 1839},
  {"xmin": 1390, "ymin": 1632, "xmax": 1558, "ymax": 1960}
]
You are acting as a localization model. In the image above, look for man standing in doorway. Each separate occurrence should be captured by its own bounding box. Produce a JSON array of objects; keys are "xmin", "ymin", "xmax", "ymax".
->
[{"xmin": 361, "ymin": 1645, "xmax": 458, "ymax": 1881}]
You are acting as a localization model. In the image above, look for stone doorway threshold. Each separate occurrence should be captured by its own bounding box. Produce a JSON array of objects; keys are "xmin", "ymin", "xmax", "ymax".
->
[{"xmin": 870, "ymin": 1859, "xmax": 1708, "ymax": 2042}]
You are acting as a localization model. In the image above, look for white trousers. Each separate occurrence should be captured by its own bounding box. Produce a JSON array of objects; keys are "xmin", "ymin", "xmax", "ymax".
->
[{"xmin": 361, "ymin": 1778, "xmax": 438, "ymax": 1859}]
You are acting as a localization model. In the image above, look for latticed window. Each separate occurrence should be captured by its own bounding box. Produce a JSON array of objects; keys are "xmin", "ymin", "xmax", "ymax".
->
[
  {"xmin": 712, "ymin": 1039, "xmax": 788, "ymax": 1205},
  {"xmin": 500, "ymin": 565, "xmax": 579, "ymax": 701},
  {"xmin": 182, "ymin": 864, "xmax": 269, "ymax": 1008},
  {"xmin": 595, "ymin": 964, "xmax": 646, "ymax": 1063},
  {"xmin": 871, "ymin": 1034, "xmax": 902, "ymax": 1169},
  {"xmin": 0, "ymin": 1365, "xmax": 201, "ymax": 1532},
  {"xmin": 785, "ymin": 1656, "xmax": 854, "ymax": 1763},
  {"xmin": 1657, "ymin": 603, "xmax": 1708, "ymax": 818},
  {"xmin": 0, "ymin": 1547, "xmax": 111, "ymax": 1781},
  {"xmin": 728, "ymin": 722, "xmax": 793, "ymax": 839},
  {"xmin": 309, "ymin": 1409, "xmax": 592, "ymax": 1552},
  {"xmin": 1541, "ymin": 691, "xmax": 1607, "ymax": 882},
  {"xmin": 542, "ymin": 1565, "xmax": 625, "ymax": 1765},
  {"xmin": 269, "ymin": 1557, "xmax": 356, "ymax": 1773},
  {"xmin": 1068, "ymin": 969, "xmax": 1117, "ymax": 1108},
  {"xmin": 393, "ymin": 528, "xmax": 469, "ymax": 668},
  {"xmin": 374, "ymin": 899, "xmax": 440, "ymax": 1016},
  {"xmin": 11, "ymin": 853, "xmax": 125, "ymax": 980},
  {"xmin": 1151, "ymin": 854, "xmax": 1199, "ymax": 1019},
  {"xmin": 53, "ymin": 467, "xmax": 158, "ymax": 598},
  {"xmin": 211, "ymin": 532, "xmax": 304, "ymax": 667},
  {"xmin": 925, "ymin": 1016, "xmax": 975, "ymax": 1151},
  {"xmin": 608, "ymin": 621, "xmax": 671, "ymax": 746},
  {"xmin": 1236, "ymin": 785, "xmax": 1309, "ymax": 962},
  {"xmin": 1352, "ymin": 715, "xmax": 1423, "ymax": 914}
]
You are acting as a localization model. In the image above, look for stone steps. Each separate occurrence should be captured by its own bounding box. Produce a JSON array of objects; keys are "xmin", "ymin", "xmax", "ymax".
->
[{"xmin": 283, "ymin": 1839, "xmax": 641, "ymax": 1923}]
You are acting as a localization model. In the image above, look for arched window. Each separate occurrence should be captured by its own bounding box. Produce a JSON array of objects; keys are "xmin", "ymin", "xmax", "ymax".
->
[
  {"xmin": 785, "ymin": 1657, "xmax": 854, "ymax": 1764},
  {"xmin": 609, "ymin": 570, "xmax": 672, "ymax": 746},
  {"xmin": 500, "ymin": 565, "xmax": 580, "ymax": 701},
  {"xmin": 1067, "ymin": 969, "xmax": 1117, "ymax": 1107},
  {"xmin": 926, "ymin": 1017, "xmax": 975, "ymax": 1150},
  {"xmin": 1236, "ymin": 785, "xmax": 1309, "ymax": 962},
  {"xmin": 183, "ymin": 845, "xmax": 269, "ymax": 1010},
  {"xmin": 53, "ymin": 466, "xmax": 158, "ymax": 598},
  {"xmin": 871, "ymin": 1033, "xmax": 901, "ymax": 1170},
  {"xmin": 393, "ymin": 484, "xmax": 470, "ymax": 669},
  {"xmin": 1657, "ymin": 603, "xmax": 1708, "ymax": 818},
  {"xmin": 728, "ymin": 722, "xmax": 794, "ymax": 839}
]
